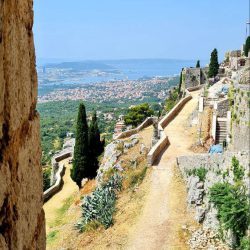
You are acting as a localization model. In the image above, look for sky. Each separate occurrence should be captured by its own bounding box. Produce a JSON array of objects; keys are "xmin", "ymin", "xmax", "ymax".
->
[{"xmin": 34, "ymin": 0, "xmax": 250, "ymax": 61}]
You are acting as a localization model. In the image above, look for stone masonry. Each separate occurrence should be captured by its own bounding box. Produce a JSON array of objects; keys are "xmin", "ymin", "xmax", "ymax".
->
[{"xmin": 0, "ymin": 1, "xmax": 46, "ymax": 249}]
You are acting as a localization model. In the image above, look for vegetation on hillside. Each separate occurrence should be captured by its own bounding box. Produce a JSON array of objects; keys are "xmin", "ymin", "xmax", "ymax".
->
[
  {"xmin": 243, "ymin": 36, "xmax": 250, "ymax": 57},
  {"xmin": 208, "ymin": 48, "xmax": 219, "ymax": 78},
  {"xmin": 43, "ymin": 167, "xmax": 51, "ymax": 191},
  {"xmin": 196, "ymin": 60, "xmax": 200, "ymax": 68},
  {"xmin": 124, "ymin": 103, "xmax": 154, "ymax": 127},
  {"xmin": 70, "ymin": 104, "xmax": 104, "ymax": 188},
  {"xmin": 77, "ymin": 174, "xmax": 123, "ymax": 231},
  {"xmin": 88, "ymin": 111, "xmax": 105, "ymax": 178},
  {"xmin": 71, "ymin": 103, "xmax": 89, "ymax": 188},
  {"xmin": 186, "ymin": 167, "xmax": 208, "ymax": 182},
  {"xmin": 209, "ymin": 157, "xmax": 249, "ymax": 248},
  {"xmin": 165, "ymin": 87, "xmax": 180, "ymax": 112}
]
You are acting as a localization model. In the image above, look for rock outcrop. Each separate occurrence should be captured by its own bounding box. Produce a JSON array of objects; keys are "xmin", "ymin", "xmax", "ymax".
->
[{"xmin": 0, "ymin": 1, "xmax": 45, "ymax": 249}]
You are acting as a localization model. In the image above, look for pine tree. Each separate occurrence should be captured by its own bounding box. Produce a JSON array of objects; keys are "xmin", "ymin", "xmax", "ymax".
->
[
  {"xmin": 71, "ymin": 103, "xmax": 89, "ymax": 188},
  {"xmin": 88, "ymin": 111, "xmax": 104, "ymax": 178},
  {"xmin": 208, "ymin": 49, "xmax": 219, "ymax": 78},
  {"xmin": 244, "ymin": 36, "xmax": 250, "ymax": 57},
  {"xmin": 196, "ymin": 60, "xmax": 200, "ymax": 68}
]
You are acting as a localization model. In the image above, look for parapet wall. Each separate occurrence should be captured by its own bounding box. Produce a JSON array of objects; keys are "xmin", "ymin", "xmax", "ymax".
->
[
  {"xmin": 147, "ymin": 94, "xmax": 193, "ymax": 165},
  {"xmin": 159, "ymin": 95, "xmax": 192, "ymax": 129},
  {"xmin": 51, "ymin": 150, "xmax": 72, "ymax": 185},
  {"xmin": 44, "ymin": 164, "xmax": 65, "ymax": 202},
  {"xmin": 115, "ymin": 117, "xmax": 154, "ymax": 139}
]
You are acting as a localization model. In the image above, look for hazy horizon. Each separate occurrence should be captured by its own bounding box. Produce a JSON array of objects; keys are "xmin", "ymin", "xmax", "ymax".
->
[{"xmin": 34, "ymin": 0, "xmax": 249, "ymax": 61}]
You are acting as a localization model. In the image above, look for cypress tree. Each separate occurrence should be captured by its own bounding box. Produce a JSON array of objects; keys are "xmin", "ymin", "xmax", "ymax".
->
[
  {"xmin": 88, "ymin": 111, "xmax": 104, "ymax": 178},
  {"xmin": 196, "ymin": 60, "xmax": 200, "ymax": 68},
  {"xmin": 71, "ymin": 103, "xmax": 88, "ymax": 188},
  {"xmin": 178, "ymin": 70, "xmax": 182, "ymax": 95},
  {"xmin": 244, "ymin": 36, "xmax": 250, "ymax": 57},
  {"xmin": 208, "ymin": 49, "xmax": 219, "ymax": 78}
]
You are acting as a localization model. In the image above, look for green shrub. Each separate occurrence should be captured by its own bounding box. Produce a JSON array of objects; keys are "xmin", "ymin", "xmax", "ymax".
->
[
  {"xmin": 165, "ymin": 88, "xmax": 179, "ymax": 112},
  {"xmin": 187, "ymin": 167, "xmax": 208, "ymax": 181},
  {"xmin": 127, "ymin": 166, "xmax": 147, "ymax": 188},
  {"xmin": 47, "ymin": 230, "xmax": 59, "ymax": 244},
  {"xmin": 231, "ymin": 156, "xmax": 244, "ymax": 182},
  {"xmin": 77, "ymin": 174, "xmax": 122, "ymax": 231},
  {"xmin": 124, "ymin": 103, "xmax": 154, "ymax": 127},
  {"xmin": 239, "ymin": 236, "xmax": 250, "ymax": 250},
  {"xmin": 43, "ymin": 167, "xmax": 51, "ymax": 191},
  {"xmin": 209, "ymin": 183, "xmax": 249, "ymax": 246}
]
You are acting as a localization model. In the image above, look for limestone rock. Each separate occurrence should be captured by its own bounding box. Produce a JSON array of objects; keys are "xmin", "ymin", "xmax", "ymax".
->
[{"xmin": 0, "ymin": 1, "xmax": 45, "ymax": 249}]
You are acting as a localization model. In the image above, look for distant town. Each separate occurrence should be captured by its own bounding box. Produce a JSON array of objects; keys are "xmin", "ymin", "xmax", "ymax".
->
[{"xmin": 38, "ymin": 77, "xmax": 178, "ymax": 103}]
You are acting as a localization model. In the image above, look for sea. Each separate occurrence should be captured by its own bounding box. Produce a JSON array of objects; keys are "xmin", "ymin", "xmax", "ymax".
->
[{"xmin": 37, "ymin": 58, "xmax": 208, "ymax": 96}]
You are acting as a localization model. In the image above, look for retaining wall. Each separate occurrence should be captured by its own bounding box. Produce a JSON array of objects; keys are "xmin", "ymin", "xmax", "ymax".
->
[
  {"xmin": 177, "ymin": 151, "xmax": 249, "ymax": 181},
  {"xmin": 147, "ymin": 94, "xmax": 193, "ymax": 165},
  {"xmin": 115, "ymin": 117, "xmax": 154, "ymax": 139},
  {"xmin": 187, "ymin": 84, "xmax": 205, "ymax": 92},
  {"xmin": 51, "ymin": 150, "xmax": 72, "ymax": 185},
  {"xmin": 159, "ymin": 95, "xmax": 192, "ymax": 129},
  {"xmin": 43, "ymin": 164, "xmax": 65, "ymax": 202},
  {"xmin": 147, "ymin": 136, "xmax": 170, "ymax": 165}
]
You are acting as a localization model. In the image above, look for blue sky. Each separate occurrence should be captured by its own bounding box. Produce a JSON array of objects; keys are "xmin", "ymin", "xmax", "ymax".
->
[{"xmin": 34, "ymin": 0, "xmax": 249, "ymax": 61}]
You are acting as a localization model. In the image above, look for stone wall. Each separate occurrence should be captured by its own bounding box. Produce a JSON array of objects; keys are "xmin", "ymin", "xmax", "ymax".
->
[
  {"xmin": 216, "ymin": 98, "xmax": 229, "ymax": 117},
  {"xmin": 147, "ymin": 95, "xmax": 192, "ymax": 165},
  {"xmin": 177, "ymin": 151, "xmax": 249, "ymax": 232},
  {"xmin": 231, "ymin": 86, "xmax": 250, "ymax": 151},
  {"xmin": 182, "ymin": 68, "xmax": 201, "ymax": 89},
  {"xmin": 51, "ymin": 150, "xmax": 72, "ymax": 185},
  {"xmin": 115, "ymin": 117, "xmax": 154, "ymax": 139},
  {"xmin": 0, "ymin": 1, "xmax": 45, "ymax": 249},
  {"xmin": 44, "ymin": 164, "xmax": 65, "ymax": 202}
]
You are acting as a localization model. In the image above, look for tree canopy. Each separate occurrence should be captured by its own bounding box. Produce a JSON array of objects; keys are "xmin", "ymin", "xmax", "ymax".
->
[
  {"xmin": 88, "ymin": 111, "xmax": 104, "ymax": 178},
  {"xmin": 124, "ymin": 103, "xmax": 154, "ymax": 127},
  {"xmin": 208, "ymin": 49, "xmax": 219, "ymax": 78},
  {"xmin": 71, "ymin": 103, "xmax": 89, "ymax": 188},
  {"xmin": 196, "ymin": 60, "xmax": 200, "ymax": 68},
  {"xmin": 244, "ymin": 36, "xmax": 250, "ymax": 57}
]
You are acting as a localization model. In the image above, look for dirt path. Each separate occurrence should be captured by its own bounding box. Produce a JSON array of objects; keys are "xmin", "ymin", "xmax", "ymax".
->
[
  {"xmin": 43, "ymin": 158, "xmax": 78, "ymax": 232},
  {"xmin": 126, "ymin": 91, "xmax": 200, "ymax": 250}
]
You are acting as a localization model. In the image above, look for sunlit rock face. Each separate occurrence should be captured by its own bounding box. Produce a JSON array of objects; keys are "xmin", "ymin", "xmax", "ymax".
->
[{"xmin": 0, "ymin": 1, "xmax": 45, "ymax": 249}]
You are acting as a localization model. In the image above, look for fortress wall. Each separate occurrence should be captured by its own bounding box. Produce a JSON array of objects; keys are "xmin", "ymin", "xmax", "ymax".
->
[{"xmin": 0, "ymin": 1, "xmax": 45, "ymax": 249}]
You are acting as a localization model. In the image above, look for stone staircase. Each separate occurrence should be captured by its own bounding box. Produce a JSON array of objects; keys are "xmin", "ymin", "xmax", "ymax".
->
[
  {"xmin": 215, "ymin": 118, "xmax": 227, "ymax": 144},
  {"xmin": 204, "ymin": 97, "xmax": 219, "ymax": 107}
]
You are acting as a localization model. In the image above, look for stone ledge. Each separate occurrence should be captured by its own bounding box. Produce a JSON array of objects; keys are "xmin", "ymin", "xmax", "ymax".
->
[{"xmin": 43, "ymin": 164, "xmax": 65, "ymax": 202}]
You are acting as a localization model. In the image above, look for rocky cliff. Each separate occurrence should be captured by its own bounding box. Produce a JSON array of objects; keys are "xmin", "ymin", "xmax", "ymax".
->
[{"xmin": 0, "ymin": 1, "xmax": 45, "ymax": 249}]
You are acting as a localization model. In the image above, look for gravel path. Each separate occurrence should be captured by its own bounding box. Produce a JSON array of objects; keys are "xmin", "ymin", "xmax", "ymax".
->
[
  {"xmin": 43, "ymin": 158, "xmax": 78, "ymax": 232},
  {"xmin": 126, "ymin": 91, "xmax": 200, "ymax": 250}
]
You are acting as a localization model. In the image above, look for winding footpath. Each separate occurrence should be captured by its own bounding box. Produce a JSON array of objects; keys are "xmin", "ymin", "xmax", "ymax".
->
[
  {"xmin": 126, "ymin": 91, "xmax": 200, "ymax": 250},
  {"xmin": 43, "ymin": 158, "xmax": 78, "ymax": 232}
]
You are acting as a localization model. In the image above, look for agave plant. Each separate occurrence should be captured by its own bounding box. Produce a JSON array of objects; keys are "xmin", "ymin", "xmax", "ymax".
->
[{"xmin": 77, "ymin": 174, "xmax": 122, "ymax": 231}]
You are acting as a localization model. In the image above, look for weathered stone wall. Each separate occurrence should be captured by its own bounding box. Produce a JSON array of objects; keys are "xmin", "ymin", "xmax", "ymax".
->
[
  {"xmin": 177, "ymin": 151, "xmax": 249, "ymax": 231},
  {"xmin": 44, "ymin": 164, "xmax": 65, "ymax": 202},
  {"xmin": 182, "ymin": 68, "xmax": 201, "ymax": 89},
  {"xmin": 115, "ymin": 117, "xmax": 154, "ymax": 139},
  {"xmin": 177, "ymin": 151, "xmax": 249, "ymax": 186},
  {"xmin": 0, "ymin": 1, "xmax": 45, "ymax": 249},
  {"xmin": 147, "ymin": 94, "xmax": 192, "ymax": 165},
  {"xmin": 216, "ymin": 98, "xmax": 229, "ymax": 117},
  {"xmin": 231, "ymin": 86, "xmax": 250, "ymax": 151}
]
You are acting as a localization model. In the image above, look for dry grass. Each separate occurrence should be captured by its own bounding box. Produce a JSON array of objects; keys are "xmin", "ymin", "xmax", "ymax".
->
[{"xmin": 46, "ymin": 128, "xmax": 153, "ymax": 250}]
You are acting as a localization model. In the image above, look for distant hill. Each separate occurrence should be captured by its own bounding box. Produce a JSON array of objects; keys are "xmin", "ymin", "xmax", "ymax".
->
[{"xmin": 45, "ymin": 61, "xmax": 115, "ymax": 71}]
